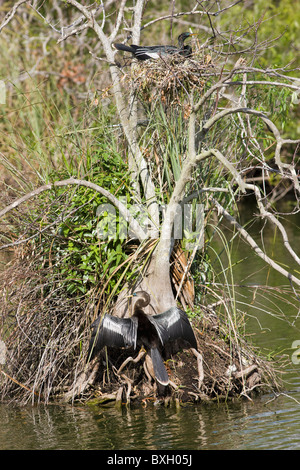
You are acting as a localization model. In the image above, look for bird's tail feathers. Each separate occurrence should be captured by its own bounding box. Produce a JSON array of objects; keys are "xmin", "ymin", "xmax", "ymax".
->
[
  {"xmin": 150, "ymin": 348, "xmax": 169, "ymax": 386},
  {"xmin": 114, "ymin": 43, "xmax": 135, "ymax": 53}
]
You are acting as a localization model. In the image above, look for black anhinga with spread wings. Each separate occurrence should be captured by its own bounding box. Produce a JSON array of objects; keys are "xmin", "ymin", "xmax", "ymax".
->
[
  {"xmin": 87, "ymin": 291, "xmax": 197, "ymax": 386},
  {"xmin": 114, "ymin": 32, "xmax": 196, "ymax": 61}
]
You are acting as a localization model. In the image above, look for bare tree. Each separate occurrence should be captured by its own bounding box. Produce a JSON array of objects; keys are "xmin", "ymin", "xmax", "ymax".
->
[{"xmin": 1, "ymin": 0, "xmax": 299, "ymax": 307}]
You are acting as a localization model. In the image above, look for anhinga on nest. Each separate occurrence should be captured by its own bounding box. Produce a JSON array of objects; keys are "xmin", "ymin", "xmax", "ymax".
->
[
  {"xmin": 87, "ymin": 291, "xmax": 197, "ymax": 386},
  {"xmin": 114, "ymin": 32, "xmax": 196, "ymax": 61}
]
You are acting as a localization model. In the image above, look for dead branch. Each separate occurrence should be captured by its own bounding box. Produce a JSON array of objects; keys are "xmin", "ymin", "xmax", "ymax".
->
[
  {"xmin": 210, "ymin": 196, "xmax": 300, "ymax": 288},
  {"xmin": 0, "ymin": 178, "xmax": 146, "ymax": 243},
  {"xmin": 0, "ymin": 0, "xmax": 29, "ymax": 33},
  {"xmin": 192, "ymin": 348, "xmax": 204, "ymax": 390},
  {"xmin": 117, "ymin": 349, "xmax": 146, "ymax": 374},
  {"xmin": 244, "ymin": 182, "xmax": 300, "ymax": 265}
]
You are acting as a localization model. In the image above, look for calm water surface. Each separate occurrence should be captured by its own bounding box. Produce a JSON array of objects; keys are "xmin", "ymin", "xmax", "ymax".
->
[
  {"xmin": 1, "ymin": 204, "xmax": 300, "ymax": 450},
  {"xmin": 0, "ymin": 383, "xmax": 300, "ymax": 450}
]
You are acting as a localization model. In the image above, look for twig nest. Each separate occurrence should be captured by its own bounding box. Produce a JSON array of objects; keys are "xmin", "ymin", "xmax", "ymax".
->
[{"xmin": 125, "ymin": 52, "xmax": 214, "ymax": 107}]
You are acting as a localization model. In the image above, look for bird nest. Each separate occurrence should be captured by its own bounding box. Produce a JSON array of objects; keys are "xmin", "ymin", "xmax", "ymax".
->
[{"xmin": 124, "ymin": 51, "xmax": 215, "ymax": 109}]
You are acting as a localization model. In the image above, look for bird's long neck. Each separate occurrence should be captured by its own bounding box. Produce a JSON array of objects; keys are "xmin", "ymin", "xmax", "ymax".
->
[
  {"xmin": 178, "ymin": 37, "xmax": 185, "ymax": 49},
  {"xmin": 133, "ymin": 306, "xmax": 146, "ymax": 318}
]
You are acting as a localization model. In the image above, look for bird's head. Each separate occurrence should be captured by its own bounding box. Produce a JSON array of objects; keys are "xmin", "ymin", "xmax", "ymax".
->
[
  {"xmin": 178, "ymin": 32, "xmax": 197, "ymax": 43},
  {"xmin": 131, "ymin": 290, "xmax": 151, "ymax": 309}
]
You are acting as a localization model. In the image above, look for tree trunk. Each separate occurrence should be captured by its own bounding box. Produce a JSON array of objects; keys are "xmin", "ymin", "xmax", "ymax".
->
[{"xmin": 113, "ymin": 239, "xmax": 176, "ymax": 318}]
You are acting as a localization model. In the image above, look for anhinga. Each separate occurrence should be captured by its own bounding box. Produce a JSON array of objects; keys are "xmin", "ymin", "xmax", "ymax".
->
[
  {"xmin": 114, "ymin": 32, "xmax": 196, "ymax": 61},
  {"xmin": 87, "ymin": 291, "xmax": 197, "ymax": 386}
]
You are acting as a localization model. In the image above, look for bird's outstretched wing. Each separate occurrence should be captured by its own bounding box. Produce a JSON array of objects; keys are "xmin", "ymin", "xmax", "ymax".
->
[
  {"xmin": 87, "ymin": 314, "xmax": 137, "ymax": 360},
  {"xmin": 149, "ymin": 307, "xmax": 197, "ymax": 349}
]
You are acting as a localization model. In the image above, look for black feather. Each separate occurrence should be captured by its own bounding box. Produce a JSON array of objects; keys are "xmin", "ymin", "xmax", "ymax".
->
[
  {"xmin": 87, "ymin": 315, "xmax": 137, "ymax": 360},
  {"xmin": 114, "ymin": 32, "xmax": 195, "ymax": 61},
  {"xmin": 150, "ymin": 347, "xmax": 169, "ymax": 386},
  {"xmin": 87, "ymin": 291, "xmax": 197, "ymax": 386},
  {"xmin": 150, "ymin": 307, "xmax": 197, "ymax": 349}
]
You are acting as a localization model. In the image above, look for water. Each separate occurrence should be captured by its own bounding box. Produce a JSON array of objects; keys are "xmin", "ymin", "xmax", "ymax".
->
[
  {"xmin": 0, "ymin": 389, "xmax": 300, "ymax": 449},
  {"xmin": 1, "ymin": 203, "xmax": 300, "ymax": 450}
]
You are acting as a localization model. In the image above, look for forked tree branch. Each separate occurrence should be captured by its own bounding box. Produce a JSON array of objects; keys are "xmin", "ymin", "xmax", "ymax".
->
[
  {"xmin": 199, "ymin": 107, "xmax": 300, "ymax": 191},
  {"xmin": 157, "ymin": 147, "xmax": 246, "ymax": 262},
  {"xmin": 140, "ymin": 1, "xmax": 244, "ymax": 32}
]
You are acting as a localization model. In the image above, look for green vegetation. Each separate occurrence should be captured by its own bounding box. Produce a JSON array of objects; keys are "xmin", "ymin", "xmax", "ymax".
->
[{"xmin": 0, "ymin": 0, "xmax": 299, "ymax": 404}]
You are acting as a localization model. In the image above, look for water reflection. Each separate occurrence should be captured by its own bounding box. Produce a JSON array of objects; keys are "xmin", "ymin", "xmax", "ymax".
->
[{"xmin": 1, "ymin": 391, "xmax": 300, "ymax": 450}]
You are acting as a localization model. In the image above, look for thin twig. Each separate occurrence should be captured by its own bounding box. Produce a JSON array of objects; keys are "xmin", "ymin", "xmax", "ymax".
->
[{"xmin": 0, "ymin": 368, "xmax": 39, "ymax": 396}]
